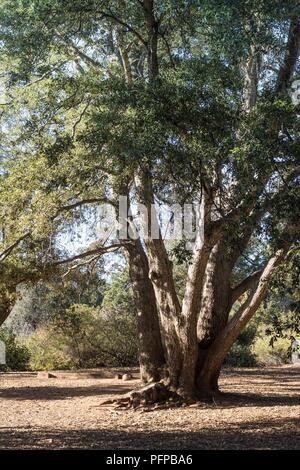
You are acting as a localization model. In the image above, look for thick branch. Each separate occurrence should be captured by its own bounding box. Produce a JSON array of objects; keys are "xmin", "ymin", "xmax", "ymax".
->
[
  {"xmin": 182, "ymin": 195, "xmax": 228, "ymax": 324},
  {"xmin": 116, "ymin": 16, "xmax": 134, "ymax": 83},
  {"xmin": 0, "ymin": 232, "xmax": 31, "ymax": 262},
  {"xmin": 230, "ymin": 269, "xmax": 263, "ymax": 306},
  {"xmin": 198, "ymin": 247, "xmax": 290, "ymax": 385},
  {"xmin": 52, "ymin": 197, "xmax": 116, "ymax": 220},
  {"xmin": 134, "ymin": 171, "xmax": 183, "ymax": 385},
  {"xmin": 125, "ymin": 238, "xmax": 165, "ymax": 382},
  {"xmin": 182, "ymin": 233, "xmax": 214, "ymax": 323},
  {"xmin": 143, "ymin": 0, "xmax": 159, "ymax": 79},
  {"xmin": 276, "ymin": 18, "xmax": 300, "ymax": 94},
  {"xmin": 243, "ymin": 44, "xmax": 260, "ymax": 111},
  {"xmin": 55, "ymin": 242, "xmax": 122, "ymax": 266}
]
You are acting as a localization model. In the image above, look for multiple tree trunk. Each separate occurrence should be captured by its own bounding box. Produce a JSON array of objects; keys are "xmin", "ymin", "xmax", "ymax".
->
[
  {"xmin": 0, "ymin": 3, "xmax": 298, "ymax": 407},
  {"xmin": 112, "ymin": 4, "xmax": 299, "ymax": 403},
  {"xmin": 125, "ymin": 177, "xmax": 290, "ymax": 401}
]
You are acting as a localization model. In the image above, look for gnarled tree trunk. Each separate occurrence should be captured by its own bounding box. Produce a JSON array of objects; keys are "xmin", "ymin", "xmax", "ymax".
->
[
  {"xmin": 125, "ymin": 239, "xmax": 165, "ymax": 383},
  {"xmin": 196, "ymin": 249, "xmax": 288, "ymax": 392},
  {"xmin": 196, "ymin": 241, "xmax": 232, "ymax": 394}
]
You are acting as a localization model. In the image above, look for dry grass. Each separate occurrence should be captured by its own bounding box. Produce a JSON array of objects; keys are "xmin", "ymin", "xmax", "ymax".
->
[{"xmin": 0, "ymin": 365, "xmax": 299, "ymax": 450}]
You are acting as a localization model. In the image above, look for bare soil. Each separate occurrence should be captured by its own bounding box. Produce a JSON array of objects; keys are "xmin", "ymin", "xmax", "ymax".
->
[{"xmin": 0, "ymin": 365, "xmax": 299, "ymax": 450}]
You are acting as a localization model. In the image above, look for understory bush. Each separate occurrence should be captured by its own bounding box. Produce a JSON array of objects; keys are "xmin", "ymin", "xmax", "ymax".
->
[
  {"xmin": 225, "ymin": 343, "xmax": 258, "ymax": 367},
  {"xmin": 24, "ymin": 303, "xmax": 138, "ymax": 370},
  {"xmin": 0, "ymin": 327, "xmax": 30, "ymax": 371},
  {"xmin": 252, "ymin": 337, "xmax": 291, "ymax": 365},
  {"xmin": 225, "ymin": 322, "xmax": 258, "ymax": 367}
]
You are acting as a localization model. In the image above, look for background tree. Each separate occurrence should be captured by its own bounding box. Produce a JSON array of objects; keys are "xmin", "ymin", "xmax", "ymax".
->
[
  {"xmin": 6, "ymin": 265, "xmax": 106, "ymax": 334},
  {"xmin": 23, "ymin": 268, "xmax": 138, "ymax": 371}
]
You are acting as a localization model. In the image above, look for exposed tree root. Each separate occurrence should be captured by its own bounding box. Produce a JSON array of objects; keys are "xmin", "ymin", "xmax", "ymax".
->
[
  {"xmin": 100, "ymin": 379, "xmax": 225, "ymax": 410},
  {"xmin": 100, "ymin": 381, "xmax": 197, "ymax": 410}
]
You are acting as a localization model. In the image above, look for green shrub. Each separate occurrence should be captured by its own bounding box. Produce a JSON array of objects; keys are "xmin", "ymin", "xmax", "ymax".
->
[
  {"xmin": 25, "ymin": 302, "xmax": 138, "ymax": 370},
  {"xmin": 236, "ymin": 322, "xmax": 257, "ymax": 346},
  {"xmin": 25, "ymin": 305, "xmax": 102, "ymax": 370},
  {"xmin": 0, "ymin": 327, "xmax": 30, "ymax": 371},
  {"xmin": 25, "ymin": 327, "xmax": 75, "ymax": 370},
  {"xmin": 252, "ymin": 336, "xmax": 291, "ymax": 365},
  {"xmin": 225, "ymin": 322, "xmax": 258, "ymax": 367},
  {"xmin": 225, "ymin": 343, "xmax": 258, "ymax": 367}
]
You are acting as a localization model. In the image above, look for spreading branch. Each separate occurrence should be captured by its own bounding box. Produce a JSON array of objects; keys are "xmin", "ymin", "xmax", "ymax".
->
[
  {"xmin": 95, "ymin": 9, "xmax": 148, "ymax": 47},
  {"xmin": 230, "ymin": 269, "xmax": 263, "ymax": 306},
  {"xmin": 55, "ymin": 242, "xmax": 123, "ymax": 267},
  {"xmin": 0, "ymin": 232, "xmax": 31, "ymax": 262},
  {"xmin": 52, "ymin": 197, "xmax": 117, "ymax": 220},
  {"xmin": 54, "ymin": 29, "xmax": 106, "ymax": 70}
]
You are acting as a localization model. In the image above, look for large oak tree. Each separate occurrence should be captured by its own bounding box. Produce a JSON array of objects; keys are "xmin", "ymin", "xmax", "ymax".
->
[{"xmin": 0, "ymin": 0, "xmax": 299, "ymax": 403}]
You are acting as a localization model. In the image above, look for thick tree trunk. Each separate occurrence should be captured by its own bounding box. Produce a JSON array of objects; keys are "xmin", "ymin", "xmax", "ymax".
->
[
  {"xmin": 125, "ymin": 240, "xmax": 165, "ymax": 383},
  {"xmin": 134, "ymin": 172, "xmax": 187, "ymax": 386},
  {"xmin": 196, "ymin": 241, "xmax": 232, "ymax": 393},
  {"xmin": 145, "ymin": 239, "xmax": 187, "ymax": 391},
  {"xmin": 196, "ymin": 249, "xmax": 288, "ymax": 395},
  {"xmin": 197, "ymin": 242, "xmax": 232, "ymax": 347},
  {"xmin": 113, "ymin": 235, "xmax": 288, "ymax": 407},
  {"xmin": 179, "ymin": 234, "xmax": 213, "ymax": 396}
]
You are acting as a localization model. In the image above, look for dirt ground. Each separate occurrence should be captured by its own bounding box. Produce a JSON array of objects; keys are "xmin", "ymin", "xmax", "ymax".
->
[{"xmin": 0, "ymin": 365, "xmax": 299, "ymax": 450}]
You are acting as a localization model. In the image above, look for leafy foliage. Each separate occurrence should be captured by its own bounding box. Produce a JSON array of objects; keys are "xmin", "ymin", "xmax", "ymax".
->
[
  {"xmin": 24, "ymin": 269, "xmax": 138, "ymax": 370},
  {"xmin": 0, "ymin": 327, "xmax": 30, "ymax": 371},
  {"xmin": 225, "ymin": 323, "xmax": 258, "ymax": 367}
]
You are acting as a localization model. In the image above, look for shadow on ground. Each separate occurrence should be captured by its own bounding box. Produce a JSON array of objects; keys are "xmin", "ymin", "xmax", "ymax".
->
[
  {"xmin": 223, "ymin": 366, "xmax": 300, "ymax": 380},
  {"xmin": 0, "ymin": 416, "xmax": 299, "ymax": 450},
  {"xmin": 0, "ymin": 384, "xmax": 298, "ymax": 408},
  {"xmin": 0, "ymin": 383, "xmax": 135, "ymax": 401}
]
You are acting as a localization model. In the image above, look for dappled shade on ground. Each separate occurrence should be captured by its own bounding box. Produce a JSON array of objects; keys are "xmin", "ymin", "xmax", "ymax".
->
[{"xmin": 0, "ymin": 365, "xmax": 299, "ymax": 450}]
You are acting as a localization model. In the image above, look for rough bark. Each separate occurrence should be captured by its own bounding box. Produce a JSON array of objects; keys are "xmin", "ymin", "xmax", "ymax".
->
[
  {"xmin": 125, "ymin": 239, "xmax": 165, "ymax": 383},
  {"xmin": 134, "ymin": 172, "xmax": 186, "ymax": 390},
  {"xmin": 276, "ymin": 18, "xmax": 300, "ymax": 94},
  {"xmin": 115, "ymin": 6, "xmax": 134, "ymax": 83},
  {"xmin": 230, "ymin": 269, "xmax": 263, "ymax": 306},
  {"xmin": 143, "ymin": 0, "xmax": 159, "ymax": 79},
  {"xmin": 178, "ymin": 237, "xmax": 214, "ymax": 393},
  {"xmin": 197, "ymin": 242, "xmax": 232, "ymax": 348},
  {"xmin": 196, "ymin": 248, "xmax": 289, "ymax": 395},
  {"xmin": 195, "ymin": 241, "xmax": 233, "ymax": 392}
]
